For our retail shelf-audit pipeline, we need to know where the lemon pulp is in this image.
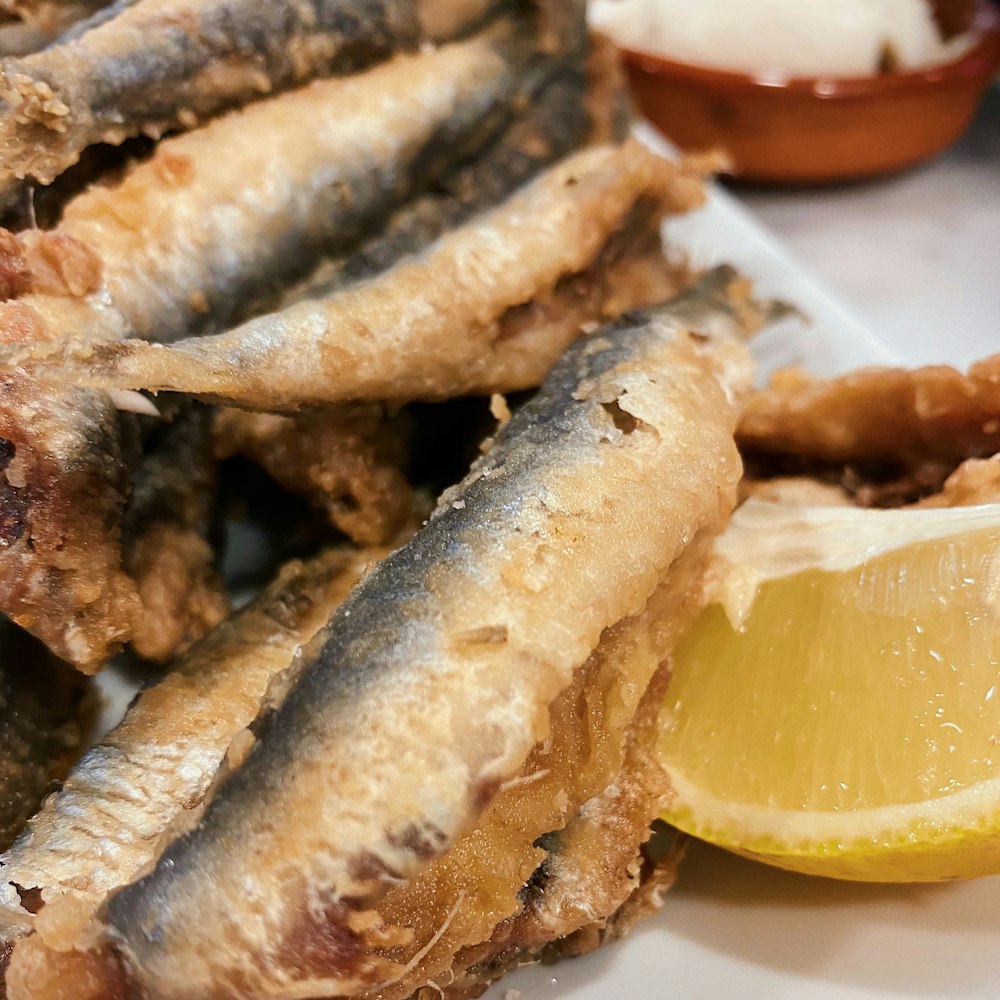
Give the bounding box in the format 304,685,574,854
658,501,1000,881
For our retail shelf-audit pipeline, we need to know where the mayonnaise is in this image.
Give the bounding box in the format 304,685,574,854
589,0,969,77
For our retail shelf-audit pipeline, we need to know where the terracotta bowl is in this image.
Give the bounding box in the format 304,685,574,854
621,0,1000,184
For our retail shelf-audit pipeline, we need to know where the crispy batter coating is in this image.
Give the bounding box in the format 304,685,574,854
0,374,138,671
739,357,1000,508
122,401,228,663
0,18,573,669
913,455,1000,508
739,357,1000,467
14,142,708,410
66,273,752,1000
0,0,425,200
0,24,562,350
362,537,709,1000
286,59,591,303
214,407,413,547
584,30,632,145
0,548,384,955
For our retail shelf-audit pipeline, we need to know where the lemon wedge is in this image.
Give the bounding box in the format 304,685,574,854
659,499,1000,882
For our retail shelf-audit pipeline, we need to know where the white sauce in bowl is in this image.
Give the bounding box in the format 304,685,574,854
588,0,971,77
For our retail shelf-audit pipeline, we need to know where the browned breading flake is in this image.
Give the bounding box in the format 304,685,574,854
214,406,413,547
738,357,1000,468
0,375,138,671
122,400,228,663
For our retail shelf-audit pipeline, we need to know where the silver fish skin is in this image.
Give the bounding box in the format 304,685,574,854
16,140,699,410
0,546,383,948
0,20,567,348
292,62,590,300
0,0,422,198
101,269,752,1000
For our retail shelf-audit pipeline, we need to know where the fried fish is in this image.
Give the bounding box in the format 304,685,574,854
0,546,385,962
0,19,569,349
739,356,1000,506
19,141,707,410
0,0,424,202
0,375,138,670
7,271,756,1000
0,11,583,667
214,407,413,548
122,399,228,663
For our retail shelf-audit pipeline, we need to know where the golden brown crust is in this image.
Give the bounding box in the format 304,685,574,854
738,357,1000,468
368,542,707,1000
214,407,413,547
910,455,1000,508
0,374,138,671
0,547,384,956
121,401,227,663
20,141,708,410
738,358,1000,509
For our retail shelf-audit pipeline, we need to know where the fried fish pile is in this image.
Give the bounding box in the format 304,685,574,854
0,2,762,997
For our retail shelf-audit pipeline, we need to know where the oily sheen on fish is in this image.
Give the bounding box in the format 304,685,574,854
24,141,707,410
0,0,422,201
0,21,566,349
288,60,591,301
0,547,384,961
79,271,754,1000
0,14,579,667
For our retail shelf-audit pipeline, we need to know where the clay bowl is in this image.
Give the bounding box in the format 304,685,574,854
620,0,1000,184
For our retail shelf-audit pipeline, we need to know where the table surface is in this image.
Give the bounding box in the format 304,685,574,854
736,84,999,370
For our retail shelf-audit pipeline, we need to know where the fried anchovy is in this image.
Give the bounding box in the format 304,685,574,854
0,0,424,202
0,375,139,671
0,22,564,349
0,547,384,962
21,141,705,410
0,21,570,667
87,270,752,1000
357,532,712,1000
122,399,228,663
0,619,88,854
285,60,590,302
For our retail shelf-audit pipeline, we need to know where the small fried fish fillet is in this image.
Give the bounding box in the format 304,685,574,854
739,357,1000,467
0,546,385,959
14,142,707,410
0,0,424,200
51,271,753,1000
0,23,562,348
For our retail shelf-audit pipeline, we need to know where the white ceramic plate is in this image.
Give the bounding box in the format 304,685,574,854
482,127,1000,1000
